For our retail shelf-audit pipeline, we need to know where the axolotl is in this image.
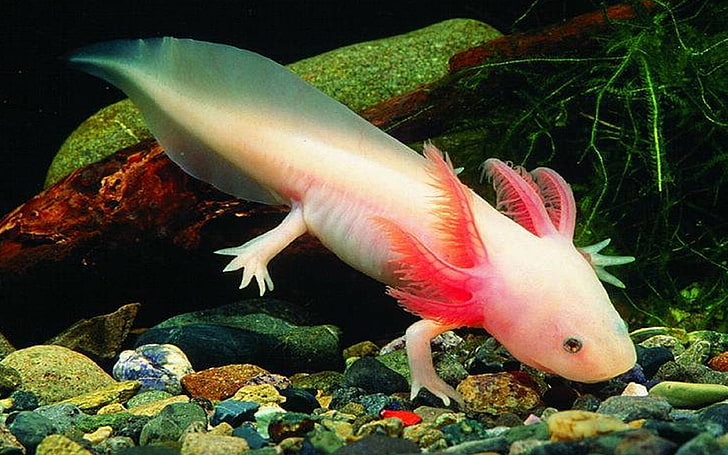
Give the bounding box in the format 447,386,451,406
69,38,637,406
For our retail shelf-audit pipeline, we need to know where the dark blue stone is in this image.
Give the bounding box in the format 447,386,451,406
232,422,268,449
210,400,259,427
279,387,319,414
343,357,408,395
637,346,674,379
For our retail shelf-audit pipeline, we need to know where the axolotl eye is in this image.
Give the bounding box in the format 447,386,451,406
562,337,583,354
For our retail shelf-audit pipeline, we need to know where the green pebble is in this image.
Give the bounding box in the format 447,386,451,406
649,381,728,408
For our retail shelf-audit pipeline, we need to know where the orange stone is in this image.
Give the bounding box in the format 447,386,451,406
708,352,728,372
181,364,269,400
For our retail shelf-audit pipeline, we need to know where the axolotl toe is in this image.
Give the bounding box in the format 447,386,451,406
69,38,637,407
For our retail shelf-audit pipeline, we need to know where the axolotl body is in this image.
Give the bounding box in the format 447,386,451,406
69,38,636,406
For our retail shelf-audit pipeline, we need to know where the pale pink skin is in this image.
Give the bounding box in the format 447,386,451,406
70,38,637,407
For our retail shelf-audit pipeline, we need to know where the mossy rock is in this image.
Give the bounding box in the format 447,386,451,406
47,19,501,187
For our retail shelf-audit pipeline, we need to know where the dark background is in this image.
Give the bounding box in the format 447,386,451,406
1,0,608,215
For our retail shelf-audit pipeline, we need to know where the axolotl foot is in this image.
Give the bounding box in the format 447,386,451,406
214,203,308,296
406,319,465,408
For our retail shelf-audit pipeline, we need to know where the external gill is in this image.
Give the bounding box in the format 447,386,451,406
579,238,635,289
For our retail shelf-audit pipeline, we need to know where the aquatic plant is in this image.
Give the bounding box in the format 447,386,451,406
456,0,728,330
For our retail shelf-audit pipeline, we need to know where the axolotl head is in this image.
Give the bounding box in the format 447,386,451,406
474,158,636,382
480,231,637,383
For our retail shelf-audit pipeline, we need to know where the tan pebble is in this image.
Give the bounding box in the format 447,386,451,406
180,432,249,455
317,394,332,409
356,417,403,438
622,382,648,396
129,395,189,416
59,380,141,413
209,422,234,436
402,423,447,451
98,403,126,414
456,373,541,414
36,434,94,455
547,410,629,441
232,383,285,405
278,436,305,452
83,425,113,444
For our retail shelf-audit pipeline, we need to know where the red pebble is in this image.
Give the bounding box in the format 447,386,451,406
380,409,422,426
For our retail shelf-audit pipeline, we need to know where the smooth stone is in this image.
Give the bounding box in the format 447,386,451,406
0,345,115,404
547,410,628,441
639,334,686,356
356,418,404,438
59,380,141,413
35,402,85,433
266,412,316,443
440,419,489,445
138,402,207,445
376,349,468,393
457,372,541,414
343,357,408,395
342,341,380,359
137,301,342,373
210,399,259,427
330,433,420,455
650,381,728,408
290,371,344,395
181,364,269,400
307,426,344,454
597,395,672,421
676,340,712,366
279,387,319,414
636,345,675,378
654,361,728,385
8,390,38,412
117,446,182,455
82,425,113,444
179,433,249,455
696,403,728,432
0,364,21,396
93,436,136,453
643,419,722,443
708,351,728,372
0,424,24,454
402,423,447,451
7,411,58,451
126,390,174,409
36,434,93,455
74,412,151,438
583,429,676,455
232,423,268,450
129,395,190,417
231,384,285,406
113,344,193,394
46,303,141,361
674,432,722,455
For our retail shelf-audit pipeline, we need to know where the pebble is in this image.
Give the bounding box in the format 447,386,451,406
210,399,259,426
138,402,207,445
0,345,116,404
7,410,58,451
231,384,286,406
343,357,409,395
708,351,728,372
180,363,269,400
232,422,269,450
456,372,541,414
179,432,249,455
113,344,194,394
597,395,673,421
547,410,629,441
650,381,728,408
59,380,141,413
637,345,676,378
36,434,93,455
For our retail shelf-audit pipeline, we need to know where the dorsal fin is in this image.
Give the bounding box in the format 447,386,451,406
423,143,486,267
483,158,557,237
531,167,576,239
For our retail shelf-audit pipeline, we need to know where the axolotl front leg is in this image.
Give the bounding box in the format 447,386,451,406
215,202,307,296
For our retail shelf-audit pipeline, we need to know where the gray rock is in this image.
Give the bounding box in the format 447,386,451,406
113,344,193,394
35,403,85,433
674,432,721,455
139,402,207,445
597,395,672,421
8,411,58,451
136,300,342,373
344,357,408,395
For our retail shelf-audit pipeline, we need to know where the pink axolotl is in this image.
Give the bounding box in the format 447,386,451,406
69,38,636,406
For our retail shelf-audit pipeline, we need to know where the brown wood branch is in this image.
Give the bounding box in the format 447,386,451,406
0,140,319,274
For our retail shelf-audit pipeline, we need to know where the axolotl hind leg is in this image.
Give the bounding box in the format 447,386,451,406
215,202,307,296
